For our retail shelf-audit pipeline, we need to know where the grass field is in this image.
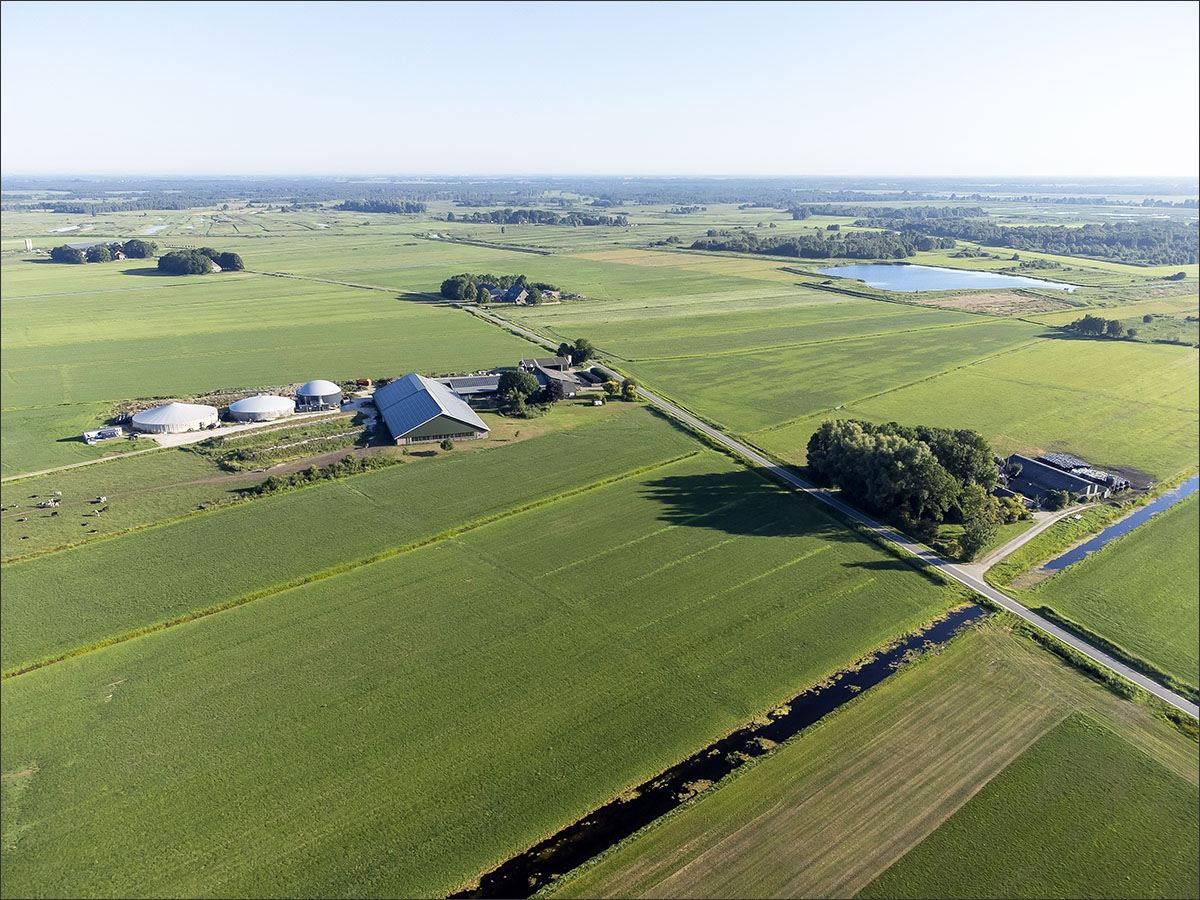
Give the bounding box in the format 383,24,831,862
753,336,1199,480
1022,494,1199,694
0,252,534,476
0,407,697,672
546,624,1199,900
0,443,967,898
858,714,1199,900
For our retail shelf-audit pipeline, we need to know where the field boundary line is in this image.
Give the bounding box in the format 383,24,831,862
1,450,701,680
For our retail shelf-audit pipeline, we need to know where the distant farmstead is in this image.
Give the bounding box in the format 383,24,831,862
374,373,489,445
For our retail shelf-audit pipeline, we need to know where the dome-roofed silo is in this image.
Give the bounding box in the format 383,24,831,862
295,379,342,410
131,402,219,434
228,395,295,422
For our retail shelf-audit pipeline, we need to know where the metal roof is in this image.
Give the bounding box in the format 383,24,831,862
1037,452,1089,471
229,395,295,414
297,379,341,397
1009,454,1097,493
375,373,488,439
433,375,502,395
132,402,218,426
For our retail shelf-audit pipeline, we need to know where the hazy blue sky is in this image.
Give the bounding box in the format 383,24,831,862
2,0,1196,176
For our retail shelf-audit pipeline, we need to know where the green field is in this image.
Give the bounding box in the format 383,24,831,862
0,253,535,476
0,438,967,898
546,624,1199,900
859,714,1199,900
0,408,697,672
1023,494,1200,695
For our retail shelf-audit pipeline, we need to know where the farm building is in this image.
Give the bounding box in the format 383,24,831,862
296,379,342,410
229,395,295,422
519,357,569,372
374,373,489,445
1036,452,1130,491
131,402,219,434
1007,453,1109,502
432,375,502,397
532,366,583,398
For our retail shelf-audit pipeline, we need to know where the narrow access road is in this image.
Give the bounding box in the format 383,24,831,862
472,307,1200,719
963,504,1089,576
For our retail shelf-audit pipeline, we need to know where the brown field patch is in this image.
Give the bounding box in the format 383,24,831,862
907,291,1074,316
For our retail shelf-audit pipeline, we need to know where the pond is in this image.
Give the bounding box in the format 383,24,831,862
817,263,1076,293
1041,474,1199,573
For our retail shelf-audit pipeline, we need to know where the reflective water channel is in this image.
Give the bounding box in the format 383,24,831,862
449,604,988,899
1041,474,1200,573
817,263,1076,292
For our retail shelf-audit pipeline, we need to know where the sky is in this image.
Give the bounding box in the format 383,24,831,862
1,0,1197,177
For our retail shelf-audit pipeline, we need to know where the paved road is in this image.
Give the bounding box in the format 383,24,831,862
963,504,1089,576
473,307,1200,719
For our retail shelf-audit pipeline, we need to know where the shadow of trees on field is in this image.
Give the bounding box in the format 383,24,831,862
639,469,858,542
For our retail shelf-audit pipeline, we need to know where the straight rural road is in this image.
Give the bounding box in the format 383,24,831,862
472,307,1200,719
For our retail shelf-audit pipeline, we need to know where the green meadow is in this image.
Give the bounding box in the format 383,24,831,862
1023,494,1200,695
0,446,965,899
1,408,696,672
859,714,1199,900
547,624,1199,900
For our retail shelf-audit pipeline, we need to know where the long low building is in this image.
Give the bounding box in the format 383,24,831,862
432,375,501,396
374,373,489,445
1008,453,1109,501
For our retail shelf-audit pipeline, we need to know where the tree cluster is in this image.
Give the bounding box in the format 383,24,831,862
789,204,984,220
336,198,426,214
49,239,158,264
1065,314,1136,340
556,338,594,366
806,419,1023,556
439,272,558,302
690,228,955,260
250,455,399,496
855,218,1199,266
157,247,244,275
446,208,629,227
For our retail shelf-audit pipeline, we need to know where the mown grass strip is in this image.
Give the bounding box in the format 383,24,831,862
1,450,700,680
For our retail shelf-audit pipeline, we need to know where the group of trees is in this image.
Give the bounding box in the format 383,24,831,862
336,198,426,214
690,228,955,260
157,247,244,275
446,208,629,227
49,239,157,264
806,419,1028,558
852,218,1198,266
789,204,985,221
556,338,594,366
1064,314,1137,340
439,272,559,304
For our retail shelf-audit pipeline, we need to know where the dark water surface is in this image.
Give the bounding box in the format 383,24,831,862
818,263,1076,293
1041,474,1200,573
449,604,988,899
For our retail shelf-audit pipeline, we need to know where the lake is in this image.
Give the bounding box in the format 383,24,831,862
818,263,1076,293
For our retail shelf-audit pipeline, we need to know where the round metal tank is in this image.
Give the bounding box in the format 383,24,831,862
296,379,342,409
131,402,219,434
228,395,295,422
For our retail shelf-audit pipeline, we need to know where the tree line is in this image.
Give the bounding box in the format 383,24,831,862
335,198,427,214
446,209,629,227
807,419,1028,559
158,247,245,275
439,272,559,303
789,204,985,220
852,218,1198,266
49,239,157,264
690,228,955,259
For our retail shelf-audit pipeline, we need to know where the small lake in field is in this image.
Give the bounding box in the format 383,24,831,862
1040,474,1199,573
817,263,1076,293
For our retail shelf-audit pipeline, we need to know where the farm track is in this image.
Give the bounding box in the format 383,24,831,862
471,306,1200,719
